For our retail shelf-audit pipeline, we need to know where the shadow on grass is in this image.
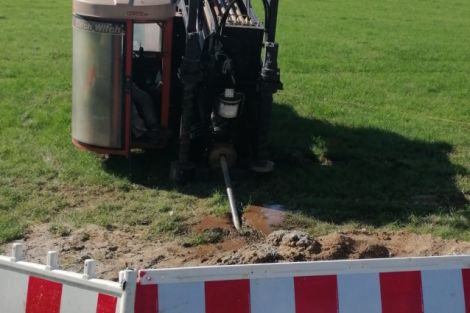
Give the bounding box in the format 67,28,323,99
103,102,468,227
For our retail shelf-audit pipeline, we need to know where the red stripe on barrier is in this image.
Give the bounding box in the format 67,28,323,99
294,275,338,313
96,294,118,313
380,271,423,313
135,282,158,313
205,280,250,313
462,269,470,313
25,276,62,313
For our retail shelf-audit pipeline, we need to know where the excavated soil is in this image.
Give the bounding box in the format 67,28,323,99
3,219,470,281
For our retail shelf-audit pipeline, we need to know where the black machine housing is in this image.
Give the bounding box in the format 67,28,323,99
169,0,282,181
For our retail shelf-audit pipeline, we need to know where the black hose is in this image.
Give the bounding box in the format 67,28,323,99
187,0,198,33
262,0,269,30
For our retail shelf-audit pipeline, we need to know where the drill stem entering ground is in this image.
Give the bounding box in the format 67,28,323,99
220,155,241,230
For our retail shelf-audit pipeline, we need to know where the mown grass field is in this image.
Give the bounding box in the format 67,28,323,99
0,0,469,245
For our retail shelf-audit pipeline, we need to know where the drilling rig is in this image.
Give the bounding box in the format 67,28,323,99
72,0,282,229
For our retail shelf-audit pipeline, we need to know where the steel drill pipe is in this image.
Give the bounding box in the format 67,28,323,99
220,155,241,230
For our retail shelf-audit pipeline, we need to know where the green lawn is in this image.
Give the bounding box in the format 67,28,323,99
0,0,469,244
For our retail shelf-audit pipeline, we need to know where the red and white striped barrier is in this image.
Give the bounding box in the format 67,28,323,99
135,256,470,313
0,243,136,313
2,243,470,313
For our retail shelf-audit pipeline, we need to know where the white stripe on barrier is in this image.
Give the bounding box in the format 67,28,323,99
250,277,295,313
0,268,29,313
422,269,466,313
159,282,205,313
60,284,98,313
337,273,382,313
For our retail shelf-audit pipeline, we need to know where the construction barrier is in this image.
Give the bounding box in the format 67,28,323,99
1,243,470,313
0,243,136,313
136,255,470,313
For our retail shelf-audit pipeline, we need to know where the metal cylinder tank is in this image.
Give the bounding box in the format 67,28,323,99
72,0,175,150
72,17,125,148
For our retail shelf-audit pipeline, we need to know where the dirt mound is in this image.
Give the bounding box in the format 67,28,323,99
210,244,280,264
209,231,391,264
4,225,470,281
210,230,321,264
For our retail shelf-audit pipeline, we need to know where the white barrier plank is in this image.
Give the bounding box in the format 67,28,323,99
60,285,98,313
422,269,466,313
250,277,295,313
139,256,470,284
158,282,205,313
337,273,382,313
0,268,29,313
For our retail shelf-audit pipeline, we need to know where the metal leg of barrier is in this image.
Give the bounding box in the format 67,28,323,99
46,251,59,271
119,269,138,313
11,243,24,262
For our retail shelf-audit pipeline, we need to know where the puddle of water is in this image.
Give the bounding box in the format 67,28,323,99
243,205,286,235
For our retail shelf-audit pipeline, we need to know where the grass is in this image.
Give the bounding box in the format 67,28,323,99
0,0,469,245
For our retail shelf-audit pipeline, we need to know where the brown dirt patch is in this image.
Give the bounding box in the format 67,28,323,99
192,215,233,233
3,225,470,281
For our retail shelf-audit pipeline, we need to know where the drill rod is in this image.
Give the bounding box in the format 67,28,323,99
220,155,241,231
